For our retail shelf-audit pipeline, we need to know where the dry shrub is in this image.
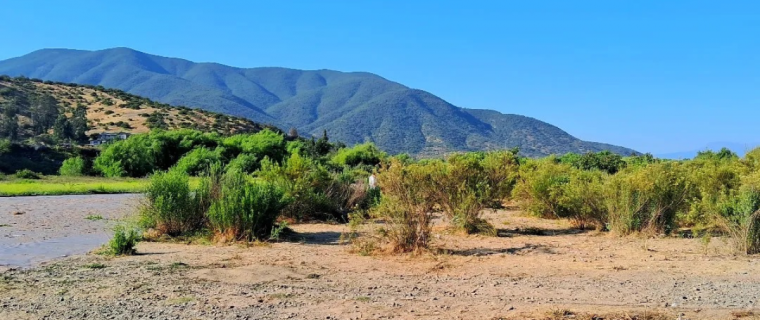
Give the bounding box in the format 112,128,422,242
717,209,760,254
513,159,607,230
430,151,518,234
372,159,436,252
713,178,760,254
605,162,693,235
747,210,760,254
535,309,672,320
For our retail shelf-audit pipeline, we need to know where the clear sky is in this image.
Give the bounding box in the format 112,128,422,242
1,1,758,154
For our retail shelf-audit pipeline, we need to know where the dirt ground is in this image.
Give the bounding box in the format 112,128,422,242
2,203,760,319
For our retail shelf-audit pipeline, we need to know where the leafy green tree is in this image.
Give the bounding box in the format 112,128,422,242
331,143,387,167
94,135,158,177
316,130,332,155
696,148,738,161
561,151,626,174
53,114,74,142
0,102,19,141
29,94,59,135
71,104,89,143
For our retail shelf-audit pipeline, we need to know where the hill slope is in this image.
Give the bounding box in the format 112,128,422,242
0,48,637,156
0,76,271,142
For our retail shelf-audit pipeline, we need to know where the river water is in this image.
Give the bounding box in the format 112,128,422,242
0,194,140,268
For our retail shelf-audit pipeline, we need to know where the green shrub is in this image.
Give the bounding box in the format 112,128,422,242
109,226,139,255
372,159,437,252
173,147,221,176
225,153,259,174
605,162,693,235
713,179,760,254
429,156,486,234
561,151,627,174
222,129,287,163
747,211,760,254
94,135,157,177
207,173,290,242
59,156,87,176
15,169,41,179
0,139,10,155
331,143,387,167
682,158,743,230
257,153,338,221
140,170,205,236
513,159,573,219
513,160,607,229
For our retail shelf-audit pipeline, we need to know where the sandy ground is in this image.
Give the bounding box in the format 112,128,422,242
2,197,760,319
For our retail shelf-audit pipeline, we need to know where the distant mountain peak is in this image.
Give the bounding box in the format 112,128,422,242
0,47,637,156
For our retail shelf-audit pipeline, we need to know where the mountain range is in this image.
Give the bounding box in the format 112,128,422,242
0,47,637,157
656,142,760,160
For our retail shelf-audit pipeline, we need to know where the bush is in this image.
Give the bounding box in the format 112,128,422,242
513,160,607,229
257,153,338,221
225,153,259,174
372,160,437,252
319,169,373,221
331,143,387,167
15,169,41,179
222,129,287,163
207,173,290,241
562,151,627,174
59,156,87,176
713,179,760,253
140,170,205,236
747,211,760,254
173,147,221,176
513,159,573,219
682,158,743,230
0,139,10,154
109,226,139,255
94,135,157,177
605,163,693,235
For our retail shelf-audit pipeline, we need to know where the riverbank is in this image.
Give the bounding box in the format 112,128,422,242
1,205,758,319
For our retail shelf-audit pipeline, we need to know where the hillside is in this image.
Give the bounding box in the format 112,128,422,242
0,76,271,142
0,48,637,156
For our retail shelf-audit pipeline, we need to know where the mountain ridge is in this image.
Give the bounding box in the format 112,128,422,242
0,47,638,157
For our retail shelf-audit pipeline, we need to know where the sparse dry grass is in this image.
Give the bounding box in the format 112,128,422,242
536,309,673,320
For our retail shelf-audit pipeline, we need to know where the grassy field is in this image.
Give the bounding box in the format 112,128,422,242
0,176,150,196
0,176,203,197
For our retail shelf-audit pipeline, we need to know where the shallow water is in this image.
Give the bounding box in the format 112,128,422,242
0,194,140,268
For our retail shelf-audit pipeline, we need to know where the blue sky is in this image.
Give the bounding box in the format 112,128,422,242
1,0,758,154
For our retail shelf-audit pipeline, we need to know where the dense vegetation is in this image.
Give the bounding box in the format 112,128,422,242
76,127,760,256
0,47,636,157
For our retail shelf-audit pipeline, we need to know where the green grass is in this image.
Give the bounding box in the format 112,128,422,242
84,263,107,269
0,176,201,197
85,215,104,221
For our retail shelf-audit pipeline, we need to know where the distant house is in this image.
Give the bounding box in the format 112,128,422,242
89,132,131,146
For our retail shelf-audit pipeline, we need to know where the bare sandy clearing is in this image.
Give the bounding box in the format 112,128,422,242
1,206,759,319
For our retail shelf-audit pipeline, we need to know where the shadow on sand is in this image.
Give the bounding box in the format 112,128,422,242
496,227,589,237
284,231,344,246
436,243,555,257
